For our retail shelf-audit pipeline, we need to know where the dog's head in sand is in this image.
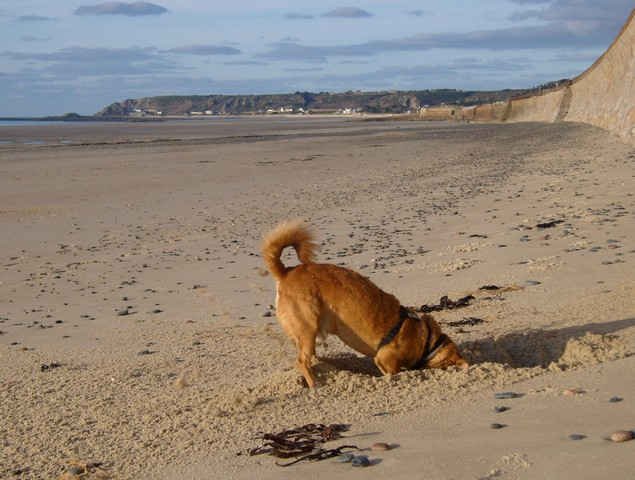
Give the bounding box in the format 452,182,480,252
413,312,469,370
262,220,468,387
425,336,469,370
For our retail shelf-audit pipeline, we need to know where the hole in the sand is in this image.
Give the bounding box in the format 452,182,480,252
274,317,635,391
461,317,635,369
315,352,381,377
316,353,382,377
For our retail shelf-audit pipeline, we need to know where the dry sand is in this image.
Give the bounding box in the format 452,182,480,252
1,118,634,479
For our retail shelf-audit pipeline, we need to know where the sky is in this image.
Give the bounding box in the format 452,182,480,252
0,0,632,116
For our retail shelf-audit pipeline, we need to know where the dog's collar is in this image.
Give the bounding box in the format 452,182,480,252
377,306,416,350
378,307,449,368
413,333,449,369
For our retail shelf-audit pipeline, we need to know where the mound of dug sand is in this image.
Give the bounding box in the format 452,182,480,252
555,333,631,368
462,331,630,370
208,332,631,428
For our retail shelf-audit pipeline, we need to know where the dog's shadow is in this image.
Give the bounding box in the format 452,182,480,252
316,317,635,375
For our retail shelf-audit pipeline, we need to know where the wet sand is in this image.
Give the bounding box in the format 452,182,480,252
1,118,634,479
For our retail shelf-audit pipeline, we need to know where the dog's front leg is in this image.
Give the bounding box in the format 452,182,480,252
374,347,402,375
295,336,317,388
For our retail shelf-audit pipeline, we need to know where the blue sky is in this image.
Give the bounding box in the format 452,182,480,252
0,0,632,116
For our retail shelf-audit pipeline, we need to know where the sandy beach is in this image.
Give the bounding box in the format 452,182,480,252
1,117,634,479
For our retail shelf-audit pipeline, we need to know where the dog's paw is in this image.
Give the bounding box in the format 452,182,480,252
297,376,310,388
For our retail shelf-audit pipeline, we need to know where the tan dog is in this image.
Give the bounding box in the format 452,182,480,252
262,220,468,387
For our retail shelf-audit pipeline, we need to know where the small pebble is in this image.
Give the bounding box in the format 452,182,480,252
609,430,634,443
371,442,390,451
494,406,510,413
609,396,623,403
174,376,188,389
490,423,506,429
563,388,585,396
568,434,586,441
40,362,61,372
495,392,522,399
334,453,354,463
351,455,370,467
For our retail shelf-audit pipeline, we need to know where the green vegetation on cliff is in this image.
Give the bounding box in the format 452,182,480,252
97,88,532,117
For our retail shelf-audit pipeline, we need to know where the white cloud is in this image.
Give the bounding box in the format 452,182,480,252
322,7,373,18
74,2,168,16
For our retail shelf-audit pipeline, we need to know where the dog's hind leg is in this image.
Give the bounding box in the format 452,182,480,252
295,333,317,388
277,300,320,387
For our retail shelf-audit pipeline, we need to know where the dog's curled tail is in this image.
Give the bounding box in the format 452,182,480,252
262,220,317,280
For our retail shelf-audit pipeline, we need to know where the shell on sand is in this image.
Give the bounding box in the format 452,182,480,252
371,442,391,451
563,388,585,396
609,430,634,443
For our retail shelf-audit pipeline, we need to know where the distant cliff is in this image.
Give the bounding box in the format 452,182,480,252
96,89,527,117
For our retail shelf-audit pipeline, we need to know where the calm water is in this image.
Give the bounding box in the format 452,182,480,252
0,121,72,145
0,116,428,148
0,116,372,146
0,120,74,127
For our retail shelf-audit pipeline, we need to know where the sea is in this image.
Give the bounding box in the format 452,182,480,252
0,120,73,126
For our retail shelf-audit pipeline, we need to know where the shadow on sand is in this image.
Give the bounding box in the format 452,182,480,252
461,317,635,368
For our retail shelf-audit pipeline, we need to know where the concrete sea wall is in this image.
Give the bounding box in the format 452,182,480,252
505,88,568,123
563,9,635,140
418,9,634,142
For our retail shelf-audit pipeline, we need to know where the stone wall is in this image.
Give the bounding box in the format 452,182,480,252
418,10,633,142
473,102,507,122
419,106,457,121
563,9,635,140
505,88,568,123
501,9,634,141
